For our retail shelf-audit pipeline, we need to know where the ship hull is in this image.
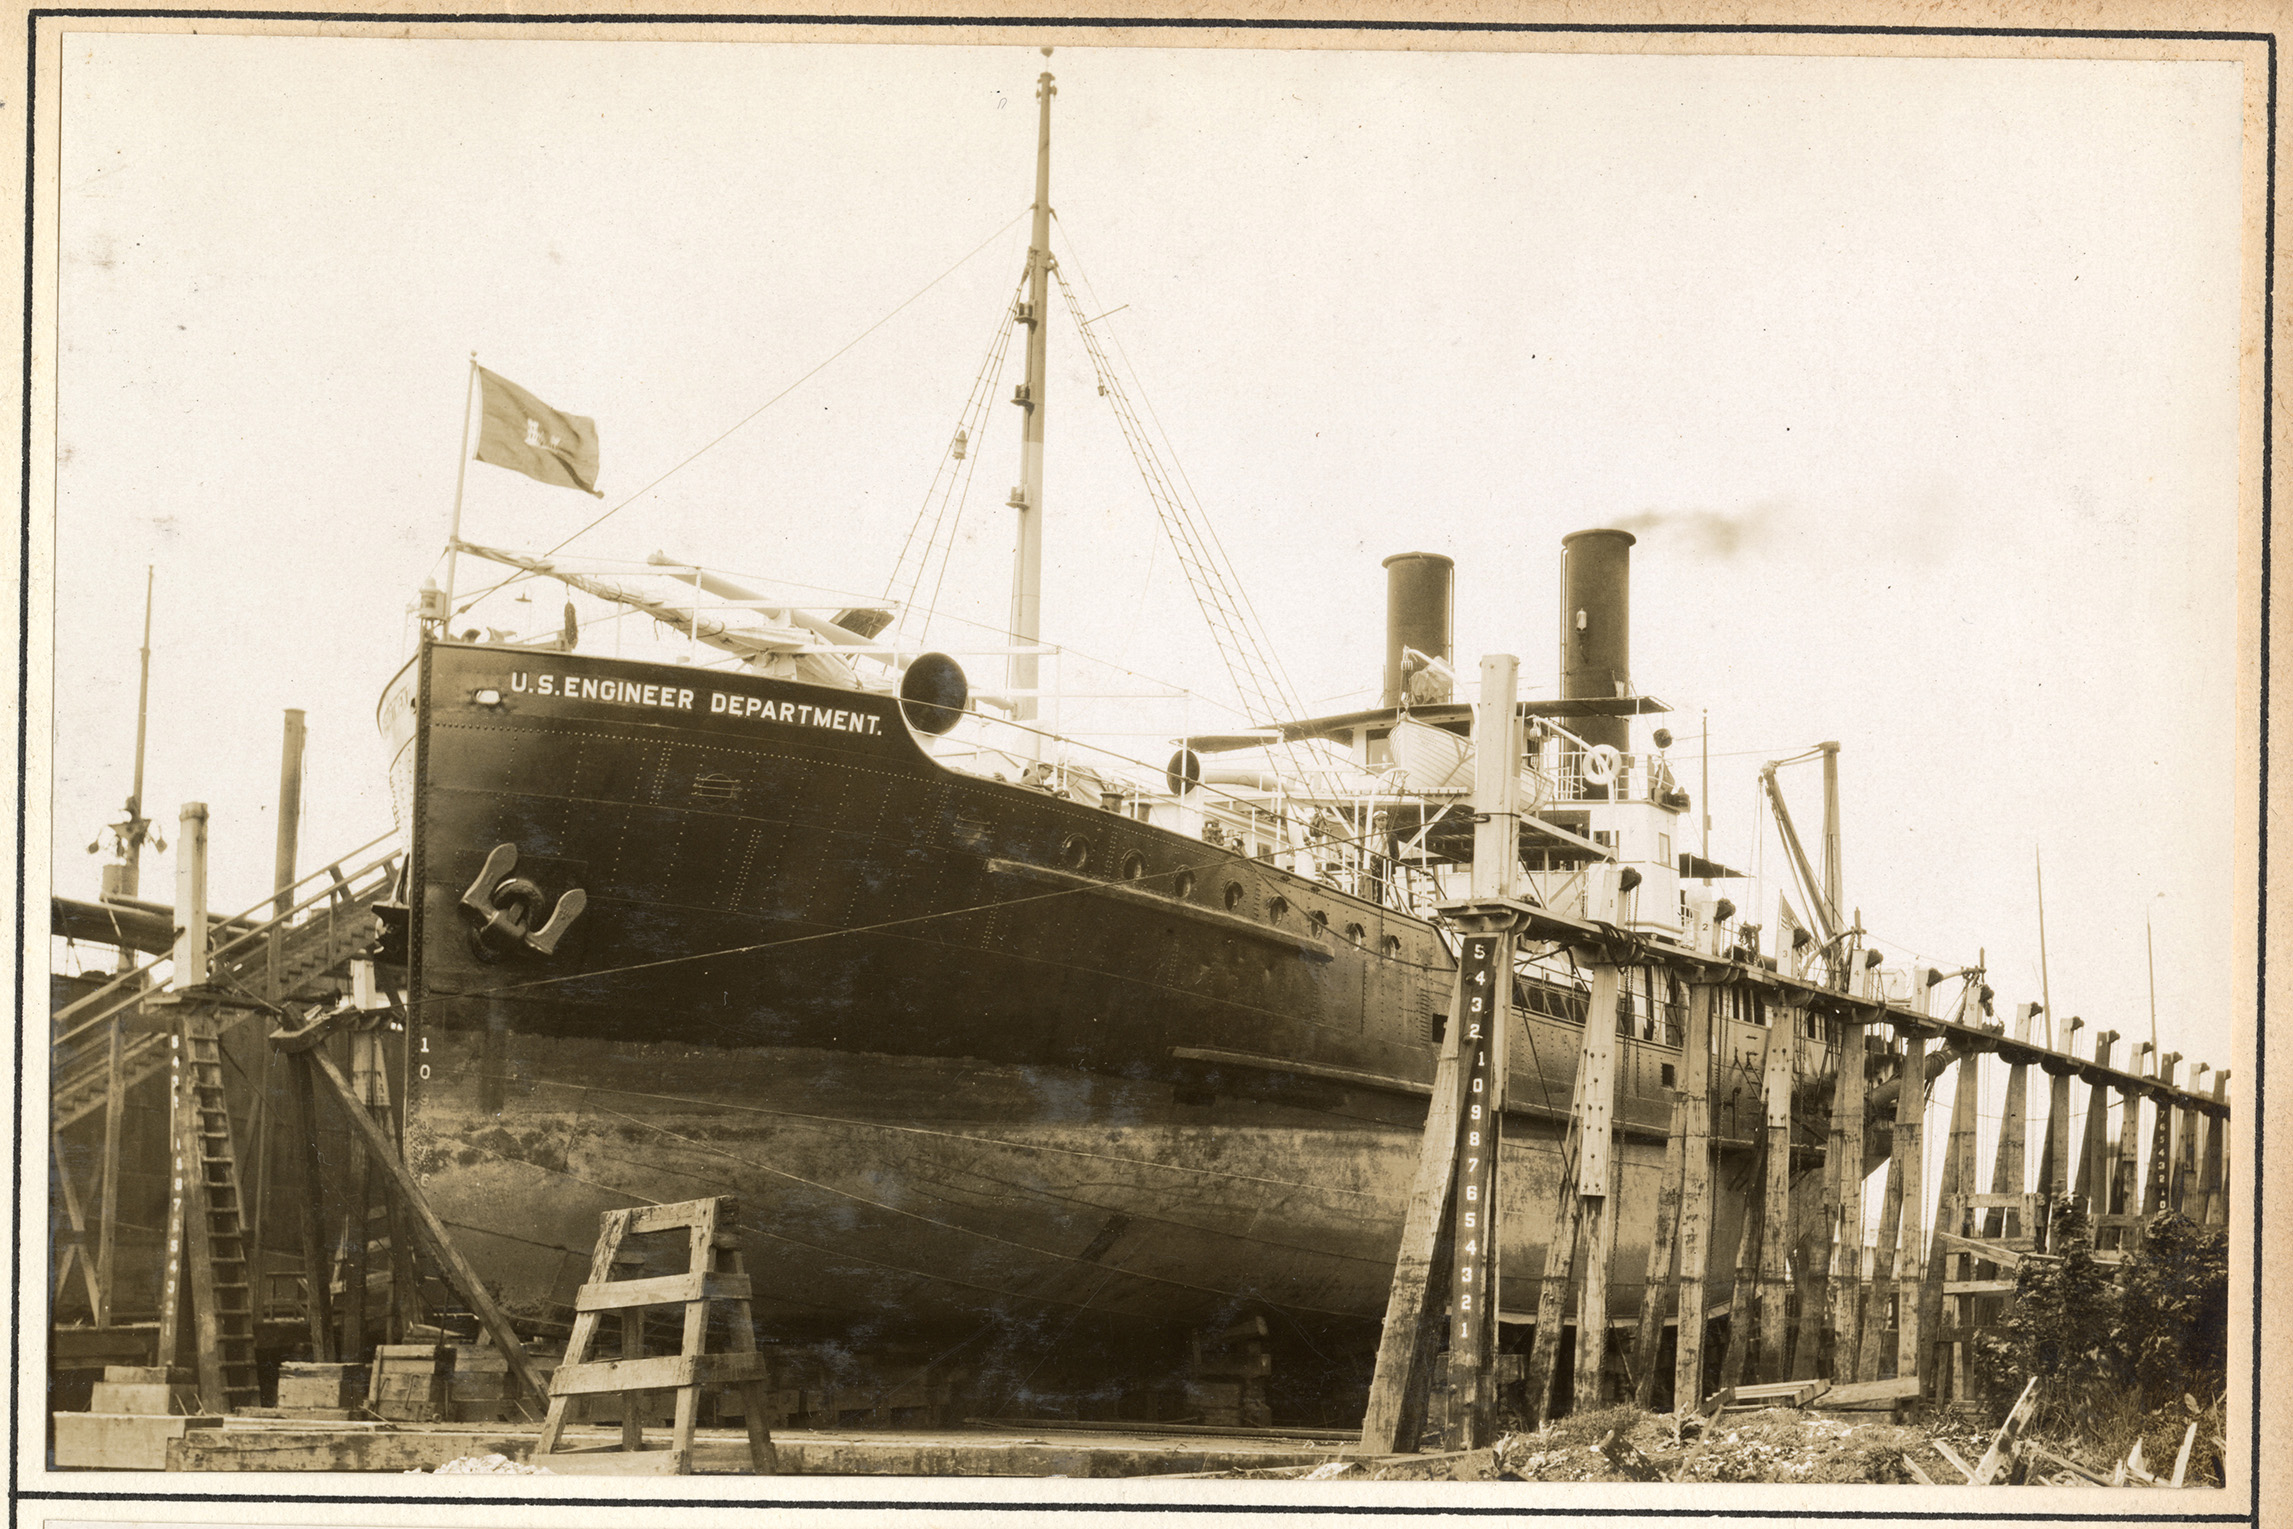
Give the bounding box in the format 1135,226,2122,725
391,641,1795,1403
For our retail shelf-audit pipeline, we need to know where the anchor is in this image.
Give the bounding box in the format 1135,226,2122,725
460,843,587,958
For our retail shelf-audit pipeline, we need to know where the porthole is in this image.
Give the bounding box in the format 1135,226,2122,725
1266,896,1289,923
1119,850,1146,882
1345,922,1366,945
1382,934,1402,958
1307,909,1329,933
1174,870,1197,900
1224,882,1245,912
1061,835,1090,871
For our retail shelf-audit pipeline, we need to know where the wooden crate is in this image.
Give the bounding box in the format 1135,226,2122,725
367,1344,450,1423
277,1363,371,1411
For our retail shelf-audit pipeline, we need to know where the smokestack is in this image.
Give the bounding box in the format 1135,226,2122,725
1559,529,1634,752
1381,553,1454,709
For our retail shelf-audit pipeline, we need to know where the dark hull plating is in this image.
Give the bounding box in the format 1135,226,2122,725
392,641,1809,1380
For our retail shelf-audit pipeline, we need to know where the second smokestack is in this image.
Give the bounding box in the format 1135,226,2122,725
1559,529,1634,752
1382,552,1454,708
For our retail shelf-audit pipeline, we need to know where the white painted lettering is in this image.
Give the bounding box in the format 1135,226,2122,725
710,692,727,714
643,684,659,706
539,674,555,696
511,672,530,693
678,688,694,710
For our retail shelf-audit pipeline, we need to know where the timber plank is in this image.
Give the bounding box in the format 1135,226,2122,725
574,1270,751,1311
550,1351,770,1396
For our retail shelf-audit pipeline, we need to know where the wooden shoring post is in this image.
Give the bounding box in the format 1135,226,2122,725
288,1031,336,1362
95,1015,125,1327
2076,1032,2118,1214
1635,905,1722,1408
1818,988,1872,1380
2171,1070,2204,1217
1787,1013,1829,1383
1793,993,1861,1382
1924,1041,1981,1401
1363,653,1524,1454
1670,976,1719,1410
1715,1133,1763,1396
1359,982,1469,1453
2194,1072,2229,1227
2114,1046,2150,1219
1754,1004,1797,1383
1984,1018,2031,1253
246,1042,273,1322
1571,952,1623,1417
1853,1032,1913,1382
2037,1057,2075,1214
2143,1054,2179,1217
1630,994,1692,1405
1977,1010,2030,1369
1523,956,1621,1425
345,1117,371,1361
156,1024,190,1372
1444,920,1517,1448
1891,1027,1930,1387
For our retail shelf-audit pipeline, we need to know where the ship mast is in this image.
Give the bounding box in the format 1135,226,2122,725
1007,54,1055,726
122,564,154,900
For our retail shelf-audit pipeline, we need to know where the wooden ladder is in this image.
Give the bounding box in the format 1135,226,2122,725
532,1197,778,1475
177,1013,261,1412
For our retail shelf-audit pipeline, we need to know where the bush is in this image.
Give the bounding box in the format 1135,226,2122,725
1970,1200,2228,1461
2115,1212,2229,1412
1969,1199,2125,1431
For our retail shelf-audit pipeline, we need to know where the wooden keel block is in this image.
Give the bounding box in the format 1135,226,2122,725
85,1382,200,1415
52,1412,223,1470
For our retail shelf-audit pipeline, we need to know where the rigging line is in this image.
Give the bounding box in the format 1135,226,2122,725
1050,266,1290,730
916,291,1023,646
1052,215,1306,721
885,272,1026,622
540,209,1030,562
905,312,1012,617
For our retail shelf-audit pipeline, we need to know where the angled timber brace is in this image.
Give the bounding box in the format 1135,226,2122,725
271,1006,549,1417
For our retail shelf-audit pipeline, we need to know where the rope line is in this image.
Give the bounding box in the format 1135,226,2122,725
532,210,1030,566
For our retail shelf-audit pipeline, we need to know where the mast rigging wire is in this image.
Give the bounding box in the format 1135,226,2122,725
883,274,1028,646
450,210,1032,612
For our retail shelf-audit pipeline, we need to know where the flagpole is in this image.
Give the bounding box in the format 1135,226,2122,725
440,352,479,632
2035,843,2055,1050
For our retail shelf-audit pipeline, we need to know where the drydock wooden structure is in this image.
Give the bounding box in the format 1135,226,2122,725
44,683,2235,1476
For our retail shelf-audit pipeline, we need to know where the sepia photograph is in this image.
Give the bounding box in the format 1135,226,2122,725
17,8,2272,1517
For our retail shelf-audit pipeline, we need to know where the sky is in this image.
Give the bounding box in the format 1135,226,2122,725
43,34,2250,1093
